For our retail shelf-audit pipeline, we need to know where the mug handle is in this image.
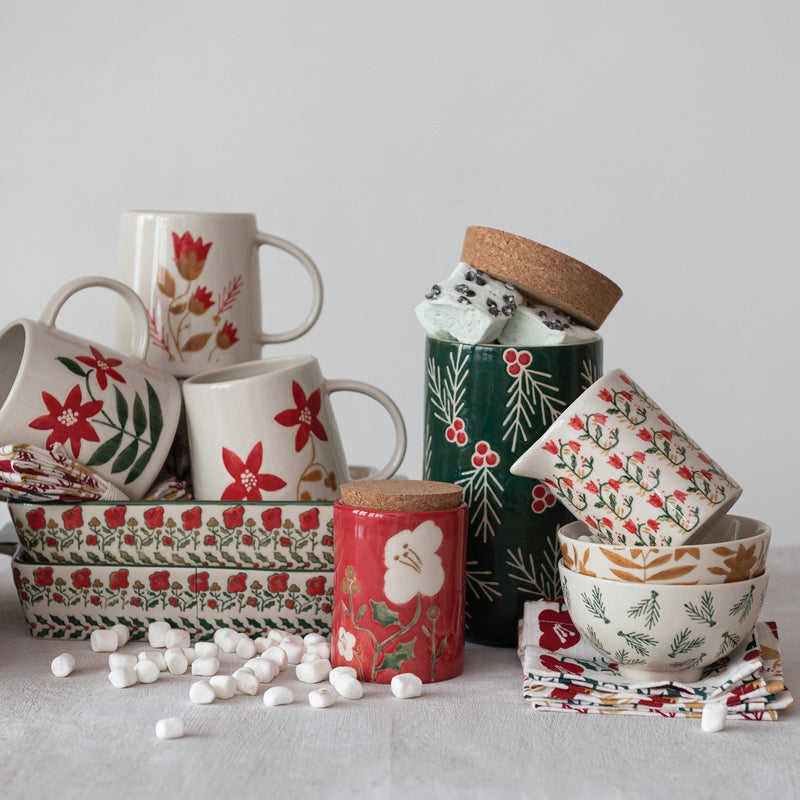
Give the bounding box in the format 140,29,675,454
326,379,407,482
39,276,151,361
255,232,324,344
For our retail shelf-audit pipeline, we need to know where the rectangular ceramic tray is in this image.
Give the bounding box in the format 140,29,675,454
8,499,334,568
11,545,333,641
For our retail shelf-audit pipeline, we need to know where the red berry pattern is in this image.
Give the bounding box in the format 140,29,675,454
531,483,557,514
445,417,468,446
471,440,499,469
503,348,532,376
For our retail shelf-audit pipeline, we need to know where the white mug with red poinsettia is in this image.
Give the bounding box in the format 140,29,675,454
0,277,182,499
181,355,407,501
116,211,323,378
510,368,742,546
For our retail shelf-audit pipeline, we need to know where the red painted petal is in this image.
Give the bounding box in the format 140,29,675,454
80,400,104,419
310,417,328,442
76,356,96,369
221,482,246,501
245,441,264,472
73,420,100,443
94,371,108,391
291,380,307,409
222,447,246,480
65,385,84,409
307,388,322,416
258,473,287,492
295,424,310,452
29,414,57,431
89,345,104,361
246,486,262,502
274,409,302,427
41,391,64,415
106,368,126,384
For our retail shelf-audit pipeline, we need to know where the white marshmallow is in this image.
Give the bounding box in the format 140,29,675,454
191,657,220,677
219,630,244,654
280,641,306,665
236,637,257,660
263,686,294,707
111,624,130,647
391,673,423,699
165,628,191,649
165,649,189,675
209,675,237,700
702,701,728,733
262,646,289,670
329,666,358,682
138,650,168,671
108,653,137,670
194,641,219,659
300,652,322,663
108,666,138,689
306,641,331,659
134,658,160,684
91,629,119,653
303,632,328,646
155,717,185,740
415,263,523,345
232,668,259,696
51,653,75,677
244,658,279,683
147,621,171,648
280,633,304,646
308,687,338,708
266,629,284,645
183,647,197,664
331,673,364,700
213,628,233,644
498,302,596,347
296,658,331,684
189,680,216,705
254,636,272,654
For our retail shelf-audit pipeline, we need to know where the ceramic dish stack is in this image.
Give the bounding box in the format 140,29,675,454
2,212,408,642
510,367,793,719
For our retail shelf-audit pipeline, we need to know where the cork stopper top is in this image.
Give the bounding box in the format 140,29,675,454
340,480,463,512
460,225,622,329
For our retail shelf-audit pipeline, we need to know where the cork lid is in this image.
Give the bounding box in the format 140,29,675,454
460,225,622,329
340,480,463,512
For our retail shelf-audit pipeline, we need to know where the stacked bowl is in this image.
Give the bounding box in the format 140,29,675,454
511,368,770,683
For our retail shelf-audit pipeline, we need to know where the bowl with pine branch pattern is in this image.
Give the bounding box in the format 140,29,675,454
558,562,768,683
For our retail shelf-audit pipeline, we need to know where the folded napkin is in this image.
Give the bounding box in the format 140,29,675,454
0,443,128,503
519,600,793,720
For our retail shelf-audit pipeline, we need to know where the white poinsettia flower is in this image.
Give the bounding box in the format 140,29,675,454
383,520,445,605
337,626,356,661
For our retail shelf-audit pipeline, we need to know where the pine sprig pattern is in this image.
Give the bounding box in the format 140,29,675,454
626,590,661,630
506,534,560,600
581,586,610,624
501,349,566,452
668,628,706,659
617,629,658,658
729,585,755,624
426,345,470,443
684,591,717,627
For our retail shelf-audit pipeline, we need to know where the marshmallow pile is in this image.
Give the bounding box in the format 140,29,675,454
50,622,427,739
415,262,596,346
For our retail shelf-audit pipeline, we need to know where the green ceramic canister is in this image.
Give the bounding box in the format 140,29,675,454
423,335,603,646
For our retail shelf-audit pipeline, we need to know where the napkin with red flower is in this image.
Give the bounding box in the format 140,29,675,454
519,600,793,719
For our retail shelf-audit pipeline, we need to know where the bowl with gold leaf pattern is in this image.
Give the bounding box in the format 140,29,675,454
558,515,769,585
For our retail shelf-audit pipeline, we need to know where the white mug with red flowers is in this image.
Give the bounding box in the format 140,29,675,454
0,277,182,499
116,211,323,378
181,355,407,501
510,368,742,546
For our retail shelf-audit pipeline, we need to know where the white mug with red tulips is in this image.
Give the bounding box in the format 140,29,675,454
116,211,323,378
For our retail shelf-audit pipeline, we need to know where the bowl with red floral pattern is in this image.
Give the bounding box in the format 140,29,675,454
558,514,769,585
510,368,742,546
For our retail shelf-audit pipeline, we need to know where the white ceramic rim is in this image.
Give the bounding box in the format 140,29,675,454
558,514,771,551
182,354,316,388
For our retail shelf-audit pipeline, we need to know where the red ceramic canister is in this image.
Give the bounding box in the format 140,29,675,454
331,480,467,683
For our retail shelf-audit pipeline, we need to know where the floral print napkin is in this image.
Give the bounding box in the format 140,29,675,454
519,600,793,719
